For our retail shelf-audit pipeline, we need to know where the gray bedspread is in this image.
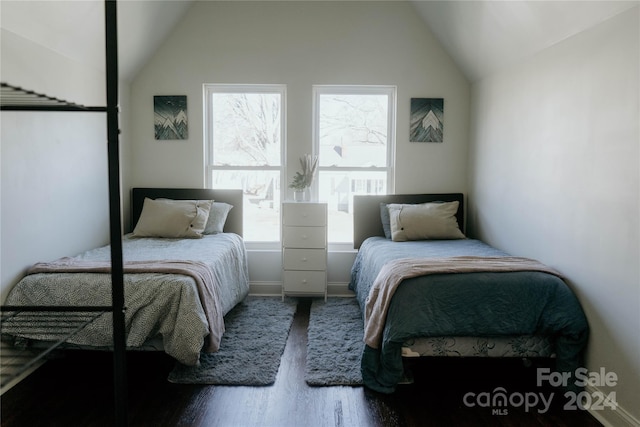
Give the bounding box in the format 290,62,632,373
4,233,249,366
349,237,589,394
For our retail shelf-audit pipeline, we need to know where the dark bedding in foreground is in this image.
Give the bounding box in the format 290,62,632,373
349,237,589,394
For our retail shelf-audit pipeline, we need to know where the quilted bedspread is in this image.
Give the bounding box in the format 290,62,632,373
4,233,249,366
349,237,589,394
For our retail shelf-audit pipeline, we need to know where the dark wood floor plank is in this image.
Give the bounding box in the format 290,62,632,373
1,298,603,427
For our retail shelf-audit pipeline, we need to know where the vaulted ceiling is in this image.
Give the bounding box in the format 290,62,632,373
1,0,193,81
1,0,637,83
411,0,637,81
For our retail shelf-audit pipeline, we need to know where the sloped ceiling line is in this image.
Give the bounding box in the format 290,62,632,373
2,0,637,83
0,0,193,82
410,0,638,82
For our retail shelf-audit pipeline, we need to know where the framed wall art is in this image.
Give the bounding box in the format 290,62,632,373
410,98,443,143
154,95,188,140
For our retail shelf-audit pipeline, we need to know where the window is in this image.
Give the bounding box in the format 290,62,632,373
204,84,285,243
313,85,396,244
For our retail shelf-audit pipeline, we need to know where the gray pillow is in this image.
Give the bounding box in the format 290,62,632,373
380,203,392,239
204,202,233,234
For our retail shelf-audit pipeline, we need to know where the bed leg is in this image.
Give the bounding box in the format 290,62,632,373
398,359,415,385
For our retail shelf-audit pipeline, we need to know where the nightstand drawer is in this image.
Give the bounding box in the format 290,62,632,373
283,270,326,294
281,202,328,300
283,248,326,270
282,203,327,227
282,226,326,248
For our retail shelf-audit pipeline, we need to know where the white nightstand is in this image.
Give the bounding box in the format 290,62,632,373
281,202,327,300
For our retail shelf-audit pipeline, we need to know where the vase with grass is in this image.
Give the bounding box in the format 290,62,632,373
289,154,317,202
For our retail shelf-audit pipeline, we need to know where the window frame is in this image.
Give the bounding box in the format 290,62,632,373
203,83,287,248
312,85,397,248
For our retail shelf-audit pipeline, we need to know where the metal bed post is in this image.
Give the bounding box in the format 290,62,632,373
0,2,127,422
105,1,128,425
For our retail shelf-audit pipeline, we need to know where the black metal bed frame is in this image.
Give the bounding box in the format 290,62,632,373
0,1,127,425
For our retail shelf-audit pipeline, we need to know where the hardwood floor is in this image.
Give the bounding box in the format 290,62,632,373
2,298,602,427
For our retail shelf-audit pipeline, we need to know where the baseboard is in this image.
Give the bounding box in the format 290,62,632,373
248,281,282,297
249,281,354,298
327,282,355,297
584,384,640,427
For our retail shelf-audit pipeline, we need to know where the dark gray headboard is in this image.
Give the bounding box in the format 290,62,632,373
352,193,464,249
131,188,243,236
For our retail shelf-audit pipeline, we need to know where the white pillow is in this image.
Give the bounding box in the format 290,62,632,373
387,201,465,241
133,198,213,238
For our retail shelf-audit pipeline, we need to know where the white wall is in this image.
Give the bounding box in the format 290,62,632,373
0,28,132,301
468,8,639,425
129,0,470,288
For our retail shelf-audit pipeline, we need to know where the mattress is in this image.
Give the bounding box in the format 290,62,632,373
3,233,249,366
350,237,588,393
402,335,554,358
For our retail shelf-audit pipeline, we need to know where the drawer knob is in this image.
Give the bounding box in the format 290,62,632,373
302,257,307,262
302,279,307,284
302,235,308,239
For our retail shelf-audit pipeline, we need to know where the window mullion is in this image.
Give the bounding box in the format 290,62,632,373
211,165,281,171
313,84,396,244
204,84,285,243
318,166,389,172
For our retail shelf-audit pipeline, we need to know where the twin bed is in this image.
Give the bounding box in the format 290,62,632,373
4,189,589,396
350,193,589,393
2,188,249,367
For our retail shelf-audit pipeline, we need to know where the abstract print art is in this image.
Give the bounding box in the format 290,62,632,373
154,95,188,140
410,98,443,143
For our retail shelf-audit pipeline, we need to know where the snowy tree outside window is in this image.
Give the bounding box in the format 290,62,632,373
313,86,396,244
204,85,285,242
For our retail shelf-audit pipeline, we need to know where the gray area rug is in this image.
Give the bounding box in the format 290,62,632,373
305,297,364,386
168,296,297,385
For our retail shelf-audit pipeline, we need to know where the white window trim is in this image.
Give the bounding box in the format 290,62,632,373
312,85,396,195
203,84,287,249
203,84,287,187
312,85,397,247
